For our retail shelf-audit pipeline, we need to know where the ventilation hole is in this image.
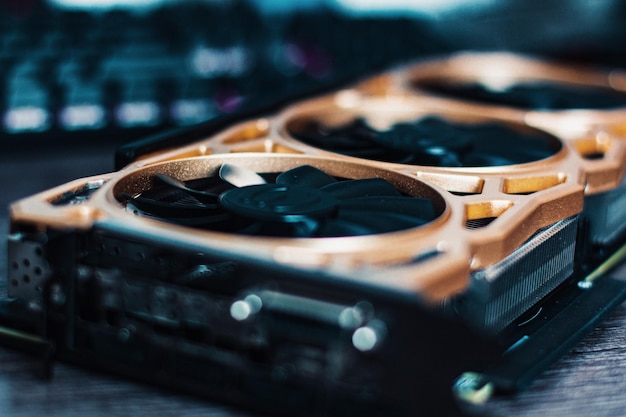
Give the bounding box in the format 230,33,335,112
508,191,535,196
111,246,121,256
221,119,270,144
465,217,498,230
11,262,19,270
465,201,512,229
572,135,610,161
23,259,31,267
418,172,484,195
582,152,605,160
23,275,31,284
136,252,145,261
35,247,43,257
34,267,43,276
502,174,566,195
10,279,19,287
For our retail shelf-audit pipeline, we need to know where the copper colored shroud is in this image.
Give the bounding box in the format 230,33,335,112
12,53,626,306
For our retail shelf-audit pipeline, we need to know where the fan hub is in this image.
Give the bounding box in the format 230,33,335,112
220,183,338,222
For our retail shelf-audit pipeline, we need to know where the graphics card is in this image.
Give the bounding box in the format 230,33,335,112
4,53,626,416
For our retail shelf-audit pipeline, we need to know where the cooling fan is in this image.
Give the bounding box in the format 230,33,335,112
276,93,567,175
125,164,436,237
404,52,626,114
285,114,559,168
413,67,626,112
394,52,626,246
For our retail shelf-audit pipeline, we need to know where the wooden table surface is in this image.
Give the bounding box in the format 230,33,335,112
2,145,626,417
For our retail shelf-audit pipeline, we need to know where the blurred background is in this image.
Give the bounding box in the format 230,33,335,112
0,0,625,152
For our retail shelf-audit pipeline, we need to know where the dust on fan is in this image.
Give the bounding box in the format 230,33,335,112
289,116,561,167
125,164,436,237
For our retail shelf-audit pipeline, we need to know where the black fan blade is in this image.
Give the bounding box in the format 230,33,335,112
219,164,267,188
234,217,320,238
155,174,218,204
460,153,516,167
410,150,465,167
305,133,371,151
293,119,378,151
276,165,337,188
293,119,427,163
321,178,401,199
338,147,416,163
458,125,558,166
375,118,471,154
338,196,435,223
337,210,428,233
315,218,375,237
127,196,232,226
